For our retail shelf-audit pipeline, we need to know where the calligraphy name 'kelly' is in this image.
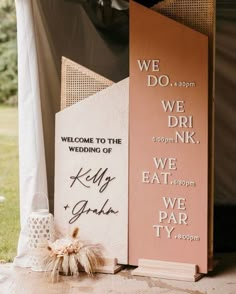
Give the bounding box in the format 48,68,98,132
70,167,115,193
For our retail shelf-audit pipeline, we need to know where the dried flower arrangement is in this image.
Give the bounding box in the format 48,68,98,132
44,227,103,282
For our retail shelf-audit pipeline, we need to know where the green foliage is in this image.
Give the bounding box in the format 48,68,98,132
0,106,19,262
0,0,17,105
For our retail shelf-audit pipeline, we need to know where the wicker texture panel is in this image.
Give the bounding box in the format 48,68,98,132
61,57,114,110
154,0,214,38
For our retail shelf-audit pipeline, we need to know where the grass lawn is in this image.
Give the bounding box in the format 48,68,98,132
0,105,19,262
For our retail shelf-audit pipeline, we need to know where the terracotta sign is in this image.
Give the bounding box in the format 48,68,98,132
129,2,209,273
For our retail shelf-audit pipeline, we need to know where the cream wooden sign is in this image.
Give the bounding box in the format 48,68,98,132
54,78,129,266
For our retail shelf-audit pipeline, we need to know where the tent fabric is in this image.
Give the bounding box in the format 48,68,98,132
14,0,236,267
215,7,236,205
14,0,48,267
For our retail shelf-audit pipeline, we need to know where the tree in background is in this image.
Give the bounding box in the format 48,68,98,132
0,0,17,105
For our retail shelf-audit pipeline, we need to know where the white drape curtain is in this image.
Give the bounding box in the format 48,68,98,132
14,0,48,267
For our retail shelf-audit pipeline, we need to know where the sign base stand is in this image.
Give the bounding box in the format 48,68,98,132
132,259,204,282
95,258,123,274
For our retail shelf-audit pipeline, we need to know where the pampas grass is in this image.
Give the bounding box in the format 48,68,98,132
44,227,103,282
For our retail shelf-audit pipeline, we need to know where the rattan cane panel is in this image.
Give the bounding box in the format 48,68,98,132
61,57,114,110
154,0,214,38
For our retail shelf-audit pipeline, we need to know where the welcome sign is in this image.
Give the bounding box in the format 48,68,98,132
54,77,129,267
129,1,209,276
